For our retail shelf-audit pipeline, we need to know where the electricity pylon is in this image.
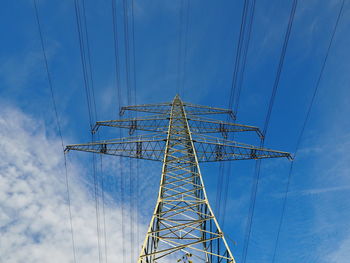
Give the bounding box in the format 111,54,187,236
65,95,291,263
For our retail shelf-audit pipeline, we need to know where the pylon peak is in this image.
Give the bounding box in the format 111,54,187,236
174,94,181,101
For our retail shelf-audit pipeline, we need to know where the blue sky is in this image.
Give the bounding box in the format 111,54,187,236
1,0,350,262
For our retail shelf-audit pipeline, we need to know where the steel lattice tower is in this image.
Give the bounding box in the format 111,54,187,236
66,95,291,263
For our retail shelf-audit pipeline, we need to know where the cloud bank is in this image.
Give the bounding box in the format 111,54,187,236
0,105,144,263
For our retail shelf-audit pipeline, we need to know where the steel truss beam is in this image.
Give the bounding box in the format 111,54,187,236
65,134,291,162
65,95,291,262
120,101,235,119
92,115,264,138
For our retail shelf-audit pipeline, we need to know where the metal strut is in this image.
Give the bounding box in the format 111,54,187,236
65,95,291,262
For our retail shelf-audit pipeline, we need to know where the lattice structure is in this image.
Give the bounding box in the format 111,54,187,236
65,95,291,262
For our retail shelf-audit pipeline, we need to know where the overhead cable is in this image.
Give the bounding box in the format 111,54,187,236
176,0,185,95
74,0,97,128
228,0,249,110
219,0,256,228
111,0,122,114
100,156,108,263
73,1,103,261
218,0,249,222
241,1,298,262
123,0,132,105
123,0,133,261
130,0,140,258
181,0,191,99
271,1,345,262
32,1,77,262
111,0,127,261
233,0,256,115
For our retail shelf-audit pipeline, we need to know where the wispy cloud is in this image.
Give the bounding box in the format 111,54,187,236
273,185,350,198
327,236,350,263
0,104,146,262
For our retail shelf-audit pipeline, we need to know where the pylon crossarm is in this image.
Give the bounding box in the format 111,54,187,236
188,115,263,138
193,134,292,162
93,115,263,138
183,102,236,119
120,102,172,115
65,133,167,161
92,114,169,134
120,98,235,118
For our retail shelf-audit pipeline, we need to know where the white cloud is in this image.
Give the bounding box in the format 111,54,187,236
328,236,350,263
0,105,146,262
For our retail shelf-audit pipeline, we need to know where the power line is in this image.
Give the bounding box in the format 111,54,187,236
215,162,225,216
130,0,140,258
111,0,127,262
92,145,103,263
175,0,190,98
122,0,134,261
118,153,126,263
262,0,297,136
111,0,122,114
100,155,108,263
131,0,137,106
130,0,139,258
271,1,345,262
221,0,256,226
221,159,232,229
233,0,256,115
123,0,132,105
135,157,140,250
176,0,185,95
181,0,191,99
122,0,136,260
73,1,103,262
217,0,249,222
241,1,298,262
228,0,249,110
74,0,95,128
129,157,135,260
81,0,98,121
218,0,256,228
32,1,77,262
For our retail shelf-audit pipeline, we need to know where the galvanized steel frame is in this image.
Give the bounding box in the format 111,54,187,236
65,95,291,262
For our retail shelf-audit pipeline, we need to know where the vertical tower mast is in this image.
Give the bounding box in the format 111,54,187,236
138,95,234,262
65,95,291,262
